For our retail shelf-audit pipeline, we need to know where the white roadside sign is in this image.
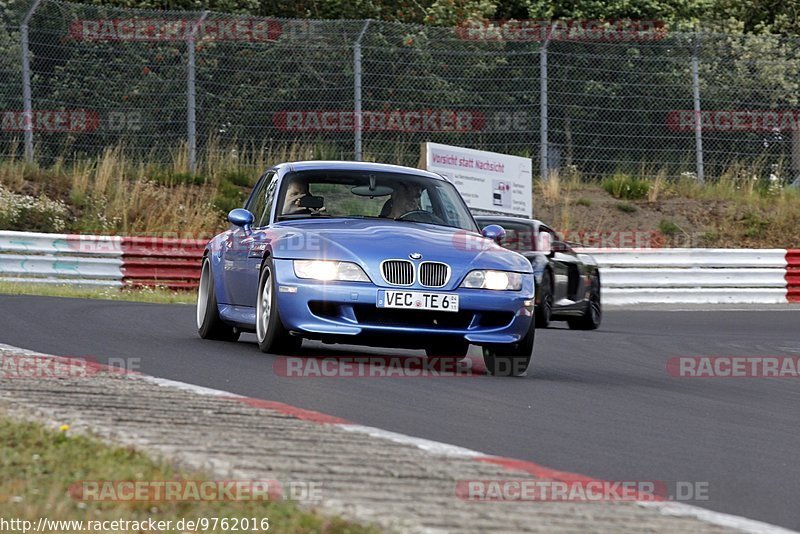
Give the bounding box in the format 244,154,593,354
421,142,532,217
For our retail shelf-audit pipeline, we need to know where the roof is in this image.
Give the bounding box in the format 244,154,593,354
474,215,542,227
274,160,446,181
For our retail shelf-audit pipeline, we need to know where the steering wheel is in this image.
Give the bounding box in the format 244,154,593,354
397,210,446,225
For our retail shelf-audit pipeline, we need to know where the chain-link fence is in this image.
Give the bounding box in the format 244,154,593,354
2,0,800,183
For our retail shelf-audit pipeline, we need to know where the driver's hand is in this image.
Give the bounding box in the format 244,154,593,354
287,193,307,209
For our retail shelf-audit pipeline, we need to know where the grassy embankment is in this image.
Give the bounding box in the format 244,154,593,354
536,166,800,248
0,415,376,533
1,143,798,247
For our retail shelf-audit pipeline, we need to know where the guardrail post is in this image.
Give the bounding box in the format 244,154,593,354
691,33,705,183
353,20,371,162
20,0,43,163
187,10,209,174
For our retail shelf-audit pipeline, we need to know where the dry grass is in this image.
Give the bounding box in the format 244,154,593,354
712,187,800,246
537,167,592,234
0,282,196,304
0,415,377,534
648,170,667,203
538,170,561,204
2,145,800,247
0,140,29,191
0,139,338,237
537,165,800,248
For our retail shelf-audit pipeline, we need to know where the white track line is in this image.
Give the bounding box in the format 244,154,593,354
138,372,797,534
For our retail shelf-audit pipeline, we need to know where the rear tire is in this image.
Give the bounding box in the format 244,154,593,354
535,269,553,328
197,258,240,341
567,272,601,330
482,318,535,377
256,257,302,354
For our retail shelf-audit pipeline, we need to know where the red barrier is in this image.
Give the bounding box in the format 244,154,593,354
120,237,205,290
788,250,800,303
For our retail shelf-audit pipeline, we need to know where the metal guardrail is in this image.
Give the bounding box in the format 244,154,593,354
0,231,123,286
0,232,797,303
0,231,204,289
576,248,792,305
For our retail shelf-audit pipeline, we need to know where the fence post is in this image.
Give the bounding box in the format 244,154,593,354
20,0,43,163
691,33,705,183
187,10,209,174
353,20,371,162
539,27,554,181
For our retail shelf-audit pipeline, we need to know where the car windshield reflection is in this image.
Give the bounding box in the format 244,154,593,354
275,170,479,232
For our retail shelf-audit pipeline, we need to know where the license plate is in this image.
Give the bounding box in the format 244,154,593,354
377,290,459,312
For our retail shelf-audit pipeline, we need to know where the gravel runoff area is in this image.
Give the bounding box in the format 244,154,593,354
0,343,782,534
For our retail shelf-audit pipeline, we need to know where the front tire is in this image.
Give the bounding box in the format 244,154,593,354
197,258,240,341
256,257,302,354
567,272,601,330
535,269,553,328
482,318,535,377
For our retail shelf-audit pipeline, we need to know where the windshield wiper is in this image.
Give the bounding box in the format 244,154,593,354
276,213,332,221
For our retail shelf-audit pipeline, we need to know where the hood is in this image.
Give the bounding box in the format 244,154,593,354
261,218,531,288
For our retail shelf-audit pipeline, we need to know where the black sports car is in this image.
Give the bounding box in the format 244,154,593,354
475,216,601,330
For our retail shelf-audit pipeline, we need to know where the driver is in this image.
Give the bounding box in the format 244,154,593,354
282,177,312,215
386,182,422,219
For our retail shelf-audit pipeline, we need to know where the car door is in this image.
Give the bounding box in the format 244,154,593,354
540,224,582,303
224,171,276,307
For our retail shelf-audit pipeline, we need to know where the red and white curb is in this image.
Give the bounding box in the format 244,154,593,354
139,367,792,533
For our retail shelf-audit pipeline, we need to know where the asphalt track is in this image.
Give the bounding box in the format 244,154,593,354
2,295,799,530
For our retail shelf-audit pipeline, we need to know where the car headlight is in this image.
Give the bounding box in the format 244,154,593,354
293,260,370,282
460,270,523,291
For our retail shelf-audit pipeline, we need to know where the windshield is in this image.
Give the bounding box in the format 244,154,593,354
276,169,479,232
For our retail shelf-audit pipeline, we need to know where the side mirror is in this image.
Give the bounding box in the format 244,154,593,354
228,208,254,231
481,224,506,242
549,241,568,257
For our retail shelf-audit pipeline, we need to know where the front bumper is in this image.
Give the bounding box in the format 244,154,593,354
272,259,535,346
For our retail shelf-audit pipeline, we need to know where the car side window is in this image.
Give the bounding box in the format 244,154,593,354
259,174,278,227
246,172,275,228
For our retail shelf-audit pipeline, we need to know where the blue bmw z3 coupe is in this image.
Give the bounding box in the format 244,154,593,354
197,161,536,376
